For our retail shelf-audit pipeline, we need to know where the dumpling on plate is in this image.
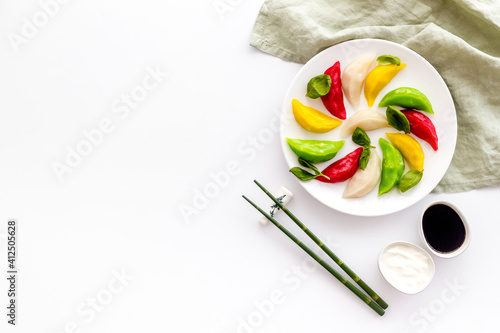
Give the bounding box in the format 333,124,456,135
343,148,381,198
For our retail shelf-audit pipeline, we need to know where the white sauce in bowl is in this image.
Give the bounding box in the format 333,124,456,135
378,241,435,294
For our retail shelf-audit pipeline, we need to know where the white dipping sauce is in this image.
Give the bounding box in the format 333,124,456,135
378,242,435,294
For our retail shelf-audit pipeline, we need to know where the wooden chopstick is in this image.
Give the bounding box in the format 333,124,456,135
242,192,385,316
253,180,388,310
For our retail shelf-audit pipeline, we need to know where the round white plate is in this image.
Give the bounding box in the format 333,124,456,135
280,39,457,216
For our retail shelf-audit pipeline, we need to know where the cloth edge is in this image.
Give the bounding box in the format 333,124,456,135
249,0,309,64
433,178,500,193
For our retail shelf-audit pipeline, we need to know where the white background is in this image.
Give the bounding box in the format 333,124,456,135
1,1,499,332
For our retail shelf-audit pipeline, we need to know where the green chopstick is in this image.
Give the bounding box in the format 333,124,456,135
254,180,388,310
242,195,385,316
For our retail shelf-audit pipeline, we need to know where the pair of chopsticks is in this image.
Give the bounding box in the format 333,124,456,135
243,180,388,316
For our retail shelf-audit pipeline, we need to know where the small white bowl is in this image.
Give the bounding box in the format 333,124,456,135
419,201,471,259
378,241,435,294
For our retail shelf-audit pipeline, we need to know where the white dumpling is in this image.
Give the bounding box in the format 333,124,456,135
340,108,389,137
341,54,376,109
343,148,381,198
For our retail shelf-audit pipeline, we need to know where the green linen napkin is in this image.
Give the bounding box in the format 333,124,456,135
250,0,500,193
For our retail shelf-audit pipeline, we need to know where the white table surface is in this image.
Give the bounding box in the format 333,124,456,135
1,1,499,332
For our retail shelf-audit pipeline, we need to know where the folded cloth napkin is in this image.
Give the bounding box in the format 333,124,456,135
250,0,500,193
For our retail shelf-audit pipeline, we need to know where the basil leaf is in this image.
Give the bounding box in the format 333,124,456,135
297,158,330,180
289,167,318,181
377,55,401,66
352,127,371,147
397,169,423,192
306,74,331,99
386,106,411,133
298,157,313,169
298,157,320,174
359,147,371,170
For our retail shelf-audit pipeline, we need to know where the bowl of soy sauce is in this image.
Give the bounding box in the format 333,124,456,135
419,201,471,259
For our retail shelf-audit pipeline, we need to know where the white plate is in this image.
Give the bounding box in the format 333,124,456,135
280,39,457,216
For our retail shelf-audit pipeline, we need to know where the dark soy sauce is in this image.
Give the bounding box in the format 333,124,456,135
422,204,466,253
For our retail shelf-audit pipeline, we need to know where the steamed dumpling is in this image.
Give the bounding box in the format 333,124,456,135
343,148,381,198
341,54,376,109
340,108,389,137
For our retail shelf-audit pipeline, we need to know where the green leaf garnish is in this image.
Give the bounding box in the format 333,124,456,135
386,106,411,133
298,158,321,174
306,74,331,99
290,158,330,181
352,127,371,147
377,55,401,66
289,167,318,181
358,147,371,170
397,169,423,192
